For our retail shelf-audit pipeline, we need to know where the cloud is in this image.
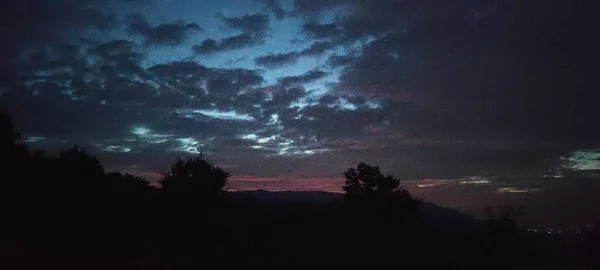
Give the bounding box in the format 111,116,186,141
562,149,600,171
327,54,356,68
256,0,287,20
126,13,202,46
88,39,147,74
300,41,336,55
193,34,255,54
255,52,301,68
286,0,600,173
223,13,270,33
278,69,328,88
254,41,337,67
302,22,343,40
193,14,270,54
293,0,348,16
1,31,271,160
0,0,115,86
1,39,161,141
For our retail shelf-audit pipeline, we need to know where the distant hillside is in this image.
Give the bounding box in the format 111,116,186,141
228,190,483,230
229,189,342,206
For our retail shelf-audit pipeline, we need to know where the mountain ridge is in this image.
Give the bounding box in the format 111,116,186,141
227,189,484,230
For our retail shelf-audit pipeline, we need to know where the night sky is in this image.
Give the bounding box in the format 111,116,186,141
1,0,600,226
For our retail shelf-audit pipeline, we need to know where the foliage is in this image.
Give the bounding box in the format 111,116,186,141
343,162,401,197
160,155,229,198
57,146,105,177
0,109,28,166
0,109,19,149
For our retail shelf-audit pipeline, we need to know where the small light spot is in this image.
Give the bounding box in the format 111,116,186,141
24,136,45,143
257,135,278,144
365,101,383,109
132,126,151,136
196,109,255,121
498,187,543,194
175,137,200,154
103,145,132,153
242,134,259,140
269,114,280,125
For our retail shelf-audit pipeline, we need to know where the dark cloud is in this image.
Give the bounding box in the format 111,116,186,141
207,68,264,98
293,0,348,16
88,39,147,73
284,106,380,141
0,0,115,86
193,14,270,54
262,87,306,111
306,0,600,172
268,0,600,178
278,69,328,88
146,61,264,113
254,41,337,67
148,61,211,79
302,22,343,40
256,0,287,20
300,41,336,56
255,52,301,68
147,61,211,98
295,0,490,40
223,13,270,33
327,54,356,68
0,32,271,160
126,13,202,46
1,38,160,142
193,34,256,54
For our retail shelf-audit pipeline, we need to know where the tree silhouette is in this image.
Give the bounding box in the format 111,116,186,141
0,109,19,150
0,109,28,163
57,145,105,178
106,172,150,193
343,162,400,197
160,155,229,199
341,162,418,226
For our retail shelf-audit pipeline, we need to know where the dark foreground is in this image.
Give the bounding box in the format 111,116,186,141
3,183,600,270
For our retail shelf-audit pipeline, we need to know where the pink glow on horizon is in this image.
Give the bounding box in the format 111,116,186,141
229,175,285,182
127,169,489,212
228,176,345,193
124,170,163,186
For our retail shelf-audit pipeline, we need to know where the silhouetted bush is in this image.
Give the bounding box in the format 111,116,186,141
343,162,399,196
160,155,229,200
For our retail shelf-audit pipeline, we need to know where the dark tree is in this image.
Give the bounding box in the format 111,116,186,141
106,172,150,193
0,109,28,162
160,155,229,199
0,109,19,150
343,162,400,197
57,145,105,179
